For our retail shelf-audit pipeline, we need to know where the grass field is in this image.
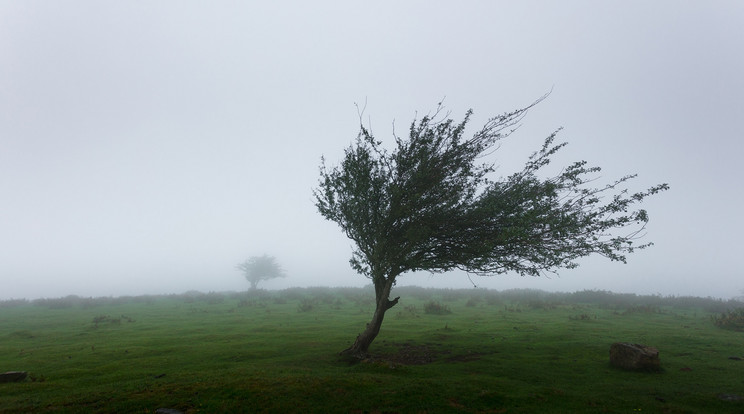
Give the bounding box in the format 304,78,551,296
1,287,743,413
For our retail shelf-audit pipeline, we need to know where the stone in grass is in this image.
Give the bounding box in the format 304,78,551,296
718,394,743,401
155,409,184,414
609,342,661,372
0,371,27,383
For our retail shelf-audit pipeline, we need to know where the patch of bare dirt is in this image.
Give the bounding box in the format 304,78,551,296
445,351,486,363
368,342,490,365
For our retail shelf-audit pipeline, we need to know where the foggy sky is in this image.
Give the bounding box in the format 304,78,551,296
1,1,743,300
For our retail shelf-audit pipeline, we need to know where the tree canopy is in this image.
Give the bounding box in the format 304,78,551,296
236,254,285,290
314,97,668,357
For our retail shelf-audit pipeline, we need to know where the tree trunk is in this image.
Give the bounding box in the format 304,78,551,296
340,278,399,359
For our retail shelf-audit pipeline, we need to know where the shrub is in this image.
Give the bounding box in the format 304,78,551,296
465,297,480,307
393,286,435,301
238,298,267,308
485,295,502,306
279,287,306,301
424,301,451,315
396,305,419,319
34,295,81,309
0,299,29,308
528,299,559,310
622,305,662,315
441,289,470,302
503,304,522,313
92,315,120,328
307,287,337,304
204,292,225,304
711,307,744,332
297,298,315,313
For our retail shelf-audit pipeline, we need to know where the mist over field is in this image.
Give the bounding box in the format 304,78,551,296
1,1,743,300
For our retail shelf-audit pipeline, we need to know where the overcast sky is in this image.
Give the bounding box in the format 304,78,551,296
1,1,742,300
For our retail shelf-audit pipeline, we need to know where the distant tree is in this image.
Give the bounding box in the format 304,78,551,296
236,255,286,290
314,97,668,358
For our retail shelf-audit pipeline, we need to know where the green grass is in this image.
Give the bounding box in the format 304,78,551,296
1,288,743,413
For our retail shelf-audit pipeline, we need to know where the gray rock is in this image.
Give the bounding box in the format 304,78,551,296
0,371,27,383
718,393,742,401
609,342,661,371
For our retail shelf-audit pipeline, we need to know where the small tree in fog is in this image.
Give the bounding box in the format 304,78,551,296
236,255,285,290
314,97,668,358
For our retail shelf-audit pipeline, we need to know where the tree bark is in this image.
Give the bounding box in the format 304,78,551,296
340,278,399,359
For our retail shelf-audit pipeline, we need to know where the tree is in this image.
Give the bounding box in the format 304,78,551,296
236,254,286,290
314,97,668,358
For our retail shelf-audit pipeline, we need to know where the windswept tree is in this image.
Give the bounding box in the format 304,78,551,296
314,97,668,358
236,254,286,290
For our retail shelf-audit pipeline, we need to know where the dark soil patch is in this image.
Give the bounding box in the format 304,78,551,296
445,351,486,363
364,342,447,365
370,342,488,365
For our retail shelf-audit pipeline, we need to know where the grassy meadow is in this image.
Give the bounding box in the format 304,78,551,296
1,287,743,413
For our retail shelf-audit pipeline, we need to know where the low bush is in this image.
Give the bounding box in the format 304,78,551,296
527,299,559,310
238,298,267,308
297,298,315,313
465,297,480,307
423,301,451,315
711,307,744,331
622,305,662,315
0,298,29,308
396,305,419,319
